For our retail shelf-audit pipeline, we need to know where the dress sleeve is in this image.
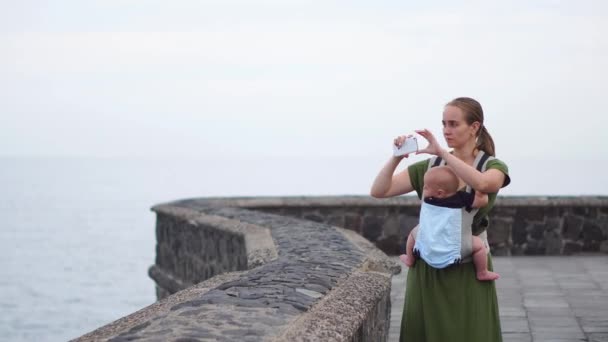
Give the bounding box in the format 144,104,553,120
486,158,511,188
407,159,430,199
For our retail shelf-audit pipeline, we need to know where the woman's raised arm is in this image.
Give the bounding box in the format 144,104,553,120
370,156,415,198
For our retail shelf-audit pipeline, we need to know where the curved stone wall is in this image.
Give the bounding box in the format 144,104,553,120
74,197,399,342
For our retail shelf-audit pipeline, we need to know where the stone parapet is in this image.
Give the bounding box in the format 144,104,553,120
183,195,607,256
74,198,398,342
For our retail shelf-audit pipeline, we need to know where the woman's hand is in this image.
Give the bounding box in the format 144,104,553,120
370,135,417,198
393,134,413,158
415,129,445,156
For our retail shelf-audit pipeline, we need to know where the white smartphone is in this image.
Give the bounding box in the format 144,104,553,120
393,136,418,156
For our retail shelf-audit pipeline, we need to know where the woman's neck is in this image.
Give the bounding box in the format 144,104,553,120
451,141,478,164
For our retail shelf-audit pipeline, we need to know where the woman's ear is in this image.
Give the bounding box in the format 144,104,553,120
471,121,481,136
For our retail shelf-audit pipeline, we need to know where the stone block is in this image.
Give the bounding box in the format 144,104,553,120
365,207,388,218
488,218,511,245
302,213,323,223
544,230,563,255
156,219,169,242
344,214,362,232
541,206,561,218
563,241,583,255
218,238,228,256
158,244,176,270
583,240,600,252
398,206,420,216
512,216,528,245
573,206,591,216
517,207,545,222
491,244,511,256
583,221,604,241
562,215,584,240
282,207,302,218
187,231,202,254
382,215,399,237
326,215,344,228
529,223,545,240
599,215,608,236
544,217,563,232
493,207,517,217
511,244,525,256
600,241,608,254
375,236,401,255
524,239,546,255
589,333,608,342
362,216,384,242
319,207,343,217
501,317,530,333
398,214,419,237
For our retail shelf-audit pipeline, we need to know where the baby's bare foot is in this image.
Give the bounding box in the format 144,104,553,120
476,270,500,281
399,254,415,267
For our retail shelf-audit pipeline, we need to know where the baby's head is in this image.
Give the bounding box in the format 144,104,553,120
422,166,459,199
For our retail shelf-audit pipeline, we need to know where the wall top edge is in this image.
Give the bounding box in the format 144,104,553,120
151,195,608,212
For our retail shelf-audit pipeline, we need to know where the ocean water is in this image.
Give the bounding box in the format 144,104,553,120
0,156,605,341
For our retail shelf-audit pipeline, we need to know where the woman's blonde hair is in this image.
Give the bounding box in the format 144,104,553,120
446,97,496,156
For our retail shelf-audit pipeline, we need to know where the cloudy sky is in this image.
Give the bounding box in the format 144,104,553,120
1,0,607,194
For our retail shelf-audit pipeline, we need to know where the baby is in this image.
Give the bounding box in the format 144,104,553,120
400,166,500,281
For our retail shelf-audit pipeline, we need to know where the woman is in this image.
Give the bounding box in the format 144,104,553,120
370,97,510,342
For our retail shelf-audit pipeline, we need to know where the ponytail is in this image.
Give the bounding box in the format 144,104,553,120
477,125,495,156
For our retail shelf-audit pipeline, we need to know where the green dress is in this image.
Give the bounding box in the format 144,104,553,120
399,158,510,342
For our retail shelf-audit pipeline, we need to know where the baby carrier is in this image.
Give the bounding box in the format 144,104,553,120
411,150,494,268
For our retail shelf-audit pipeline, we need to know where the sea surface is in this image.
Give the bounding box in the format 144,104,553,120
0,156,605,341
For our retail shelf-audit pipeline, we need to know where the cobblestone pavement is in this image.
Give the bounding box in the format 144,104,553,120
389,256,608,342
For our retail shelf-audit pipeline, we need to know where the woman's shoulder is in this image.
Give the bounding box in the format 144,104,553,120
486,157,510,187
486,157,509,173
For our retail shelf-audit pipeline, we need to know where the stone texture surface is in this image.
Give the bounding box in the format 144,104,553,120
76,199,398,342
247,196,608,256
149,207,279,299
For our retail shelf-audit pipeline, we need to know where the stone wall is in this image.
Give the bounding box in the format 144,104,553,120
74,195,608,342
239,196,608,256
74,198,399,342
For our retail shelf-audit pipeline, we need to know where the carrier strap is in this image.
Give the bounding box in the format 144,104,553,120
465,151,496,193
476,152,491,172
432,157,443,167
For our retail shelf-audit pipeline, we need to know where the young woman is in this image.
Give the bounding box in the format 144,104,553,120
370,97,511,342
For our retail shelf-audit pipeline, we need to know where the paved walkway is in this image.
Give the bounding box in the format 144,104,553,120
389,256,608,342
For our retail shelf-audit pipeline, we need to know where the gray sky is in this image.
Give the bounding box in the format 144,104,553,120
1,1,607,194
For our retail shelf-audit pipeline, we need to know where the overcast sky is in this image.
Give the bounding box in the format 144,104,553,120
1,1,607,194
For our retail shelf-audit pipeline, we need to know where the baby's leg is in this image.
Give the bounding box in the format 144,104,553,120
399,231,416,267
472,236,500,281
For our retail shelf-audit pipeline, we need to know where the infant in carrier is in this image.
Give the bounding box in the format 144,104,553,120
400,166,500,281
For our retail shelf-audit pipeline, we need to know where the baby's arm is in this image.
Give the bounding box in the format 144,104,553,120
471,191,489,209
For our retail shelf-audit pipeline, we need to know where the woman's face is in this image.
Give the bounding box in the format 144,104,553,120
442,105,478,148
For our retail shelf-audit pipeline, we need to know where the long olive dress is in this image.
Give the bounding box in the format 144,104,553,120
399,158,510,342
